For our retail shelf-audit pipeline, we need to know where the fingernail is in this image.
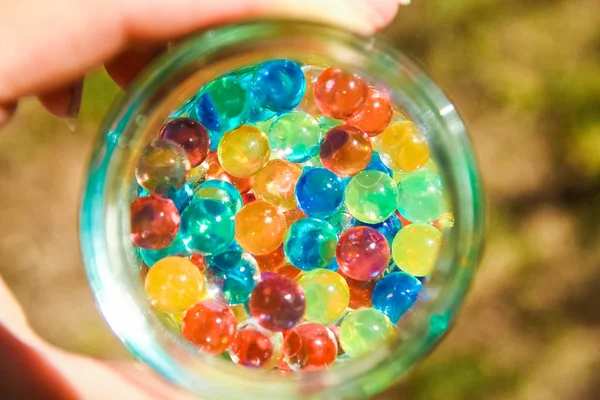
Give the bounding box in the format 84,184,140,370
65,79,83,132
353,0,401,27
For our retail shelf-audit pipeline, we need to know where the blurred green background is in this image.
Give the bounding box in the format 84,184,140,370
1,1,599,399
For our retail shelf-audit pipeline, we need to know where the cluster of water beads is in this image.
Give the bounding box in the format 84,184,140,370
130,59,452,372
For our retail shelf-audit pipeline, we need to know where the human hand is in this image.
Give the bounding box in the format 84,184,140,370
0,0,399,398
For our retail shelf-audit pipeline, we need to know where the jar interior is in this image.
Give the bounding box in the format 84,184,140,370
81,21,484,399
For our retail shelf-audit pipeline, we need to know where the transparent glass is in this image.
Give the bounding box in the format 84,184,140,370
80,21,484,399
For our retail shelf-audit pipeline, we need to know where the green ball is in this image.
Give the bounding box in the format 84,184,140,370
268,111,322,162
397,171,445,223
339,308,397,358
345,171,398,224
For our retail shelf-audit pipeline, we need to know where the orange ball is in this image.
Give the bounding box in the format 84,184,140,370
320,125,372,177
314,67,368,119
346,88,393,136
253,159,302,211
235,201,287,255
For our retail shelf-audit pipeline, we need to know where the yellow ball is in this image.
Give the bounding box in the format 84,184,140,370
145,256,206,313
217,125,270,177
296,269,350,324
392,224,442,276
379,121,430,172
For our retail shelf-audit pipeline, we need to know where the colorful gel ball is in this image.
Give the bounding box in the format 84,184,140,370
340,272,377,309
284,323,337,371
345,170,398,224
144,256,205,313
296,268,349,324
249,275,306,331
372,272,422,323
379,121,430,172
237,67,278,123
351,213,402,247
314,67,368,119
345,88,393,136
229,321,283,369
391,223,442,277
139,232,190,267
206,242,243,271
298,65,325,117
204,151,253,194
250,59,306,112
339,308,396,358
159,118,210,167
253,159,302,210
190,75,250,134
193,179,243,215
180,198,235,255
336,226,390,281
130,196,180,250
295,167,345,218
320,125,372,178
235,201,288,255
397,170,445,223
135,140,190,196
138,183,194,214
182,300,237,354
268,111,322,162
205,253,261,305
365,151,393,177
284,218,338,271
217,125,270,178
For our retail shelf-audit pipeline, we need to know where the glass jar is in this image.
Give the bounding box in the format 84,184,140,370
80,21,484,399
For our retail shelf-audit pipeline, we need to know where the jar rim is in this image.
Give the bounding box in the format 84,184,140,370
80,20,485,399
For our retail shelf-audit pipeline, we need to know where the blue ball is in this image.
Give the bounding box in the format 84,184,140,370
284,218,338,271
365,151,393,177
238,67,278,123
251,59,305,112
207,242,243,270
138,183,194,213
180,198,235,255
372,272,422,323
194,180,243,215
190,75,250,135
296,168,345,218
139,233,191,267
352,213,402,247
205,253,261,305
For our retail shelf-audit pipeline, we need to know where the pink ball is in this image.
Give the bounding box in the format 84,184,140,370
336,226,390,281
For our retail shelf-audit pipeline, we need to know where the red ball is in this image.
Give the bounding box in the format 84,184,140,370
229,328,274,368
130,196,180,250
336,226,390,281
160,118,210,167
326,324,345,356
283,323,337,371
346,88,393,136
314,67,368,119
182,300,237,354
340,271,378,309
249,276,306,332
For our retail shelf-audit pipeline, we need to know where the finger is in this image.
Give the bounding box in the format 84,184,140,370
0,101,17,127
37,78,84,122
104,44,166,89
0,0,399,104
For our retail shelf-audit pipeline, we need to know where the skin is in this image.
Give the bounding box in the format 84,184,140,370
0,0,398,398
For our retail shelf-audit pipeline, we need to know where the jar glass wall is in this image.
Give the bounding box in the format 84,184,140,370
80,21,484,399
